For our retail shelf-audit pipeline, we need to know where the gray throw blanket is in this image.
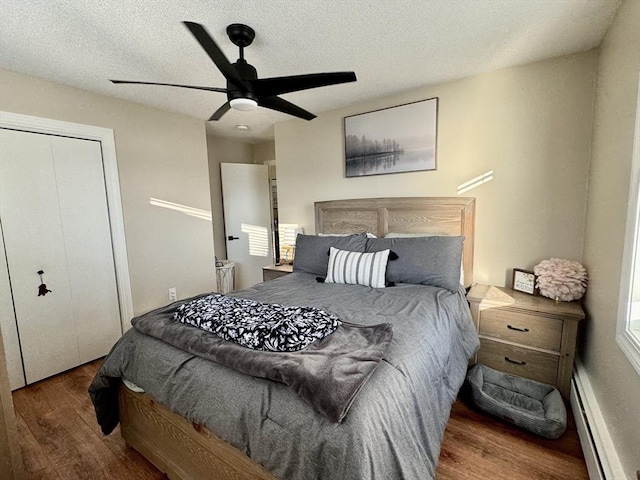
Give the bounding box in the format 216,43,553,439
92,293,392,430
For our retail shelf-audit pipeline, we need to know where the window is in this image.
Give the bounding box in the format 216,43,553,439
278,223,303,262
617,77,640,375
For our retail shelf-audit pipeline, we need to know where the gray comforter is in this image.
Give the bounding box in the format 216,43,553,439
90,272,479,480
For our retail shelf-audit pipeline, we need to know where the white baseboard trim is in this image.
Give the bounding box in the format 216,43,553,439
571,358,626,480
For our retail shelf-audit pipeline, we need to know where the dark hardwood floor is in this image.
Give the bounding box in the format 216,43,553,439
437,395,588,479
12,360,165,480
11,359,588,480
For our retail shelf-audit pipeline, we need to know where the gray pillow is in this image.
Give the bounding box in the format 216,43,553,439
293,233,368,276
365,236,463,292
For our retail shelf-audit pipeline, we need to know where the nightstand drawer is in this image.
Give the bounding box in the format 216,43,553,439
479,308,562,351
477,339,559,386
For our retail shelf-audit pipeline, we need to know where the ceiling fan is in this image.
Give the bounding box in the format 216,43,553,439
110,21,357,121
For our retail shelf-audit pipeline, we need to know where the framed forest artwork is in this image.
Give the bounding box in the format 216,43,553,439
344,97,438,177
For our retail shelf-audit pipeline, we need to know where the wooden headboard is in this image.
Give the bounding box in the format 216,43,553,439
314,197,475,287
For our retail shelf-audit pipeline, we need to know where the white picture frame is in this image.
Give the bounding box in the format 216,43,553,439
512,268,537,295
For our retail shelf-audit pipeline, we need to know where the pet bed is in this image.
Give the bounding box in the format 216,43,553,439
466,363,566,439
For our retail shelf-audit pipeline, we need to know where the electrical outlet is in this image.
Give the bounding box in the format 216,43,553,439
168,287,177,302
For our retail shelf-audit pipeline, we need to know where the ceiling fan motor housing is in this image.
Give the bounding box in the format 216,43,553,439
227,60,258,102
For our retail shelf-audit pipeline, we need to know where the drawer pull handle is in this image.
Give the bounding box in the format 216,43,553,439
507,324,529,333
504,356,526,366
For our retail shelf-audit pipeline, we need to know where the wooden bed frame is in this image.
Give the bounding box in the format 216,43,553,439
119,196,476,480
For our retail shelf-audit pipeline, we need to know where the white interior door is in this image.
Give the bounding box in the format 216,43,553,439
0,129,121,387
221,163,272,290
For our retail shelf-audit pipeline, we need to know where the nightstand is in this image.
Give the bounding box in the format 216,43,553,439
467,284,584,400
262,264,293,282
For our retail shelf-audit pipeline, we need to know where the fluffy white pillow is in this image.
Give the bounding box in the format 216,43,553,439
325,247,390,288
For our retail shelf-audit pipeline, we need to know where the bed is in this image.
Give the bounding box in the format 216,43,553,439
90,196,479,480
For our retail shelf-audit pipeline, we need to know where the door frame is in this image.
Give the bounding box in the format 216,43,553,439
0,111,134,330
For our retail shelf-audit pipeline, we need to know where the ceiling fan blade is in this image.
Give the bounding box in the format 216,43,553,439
209,102,231,121
183,21,247,88
259,96,316,121
253,72,356,97
110,80,227,93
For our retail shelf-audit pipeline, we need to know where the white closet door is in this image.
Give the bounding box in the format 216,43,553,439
0,129,121,386
51,137,121,364
0,129,80,384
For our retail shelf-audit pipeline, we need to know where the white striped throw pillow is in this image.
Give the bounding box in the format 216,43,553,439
325,247,390,288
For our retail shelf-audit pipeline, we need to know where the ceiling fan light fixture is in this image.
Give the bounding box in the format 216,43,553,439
230,98,258,111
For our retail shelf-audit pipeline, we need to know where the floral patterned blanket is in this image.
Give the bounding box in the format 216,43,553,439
173,294,341,352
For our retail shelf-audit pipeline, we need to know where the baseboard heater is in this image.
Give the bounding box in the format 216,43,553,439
571,360,626,480
571,376,605,480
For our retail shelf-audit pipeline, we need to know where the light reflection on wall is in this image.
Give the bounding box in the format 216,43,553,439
241,223,269,257
457,170,494,195
149,197,212,221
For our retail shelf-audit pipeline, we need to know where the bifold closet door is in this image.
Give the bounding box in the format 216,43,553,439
0,129,121,386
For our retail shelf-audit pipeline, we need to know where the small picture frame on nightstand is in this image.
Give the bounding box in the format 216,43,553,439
512,268,537,295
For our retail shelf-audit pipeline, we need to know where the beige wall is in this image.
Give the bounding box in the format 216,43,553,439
253,140,276,164
0,69,216,316
206,135,254,261
582,0,640,476
276,51,597,287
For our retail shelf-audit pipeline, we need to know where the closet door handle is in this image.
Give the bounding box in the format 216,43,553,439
507,324,529,333
227,236,240,241
504,356,526,366
37,270,52,296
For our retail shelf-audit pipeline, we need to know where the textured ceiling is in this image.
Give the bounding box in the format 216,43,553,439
0,0,620,143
